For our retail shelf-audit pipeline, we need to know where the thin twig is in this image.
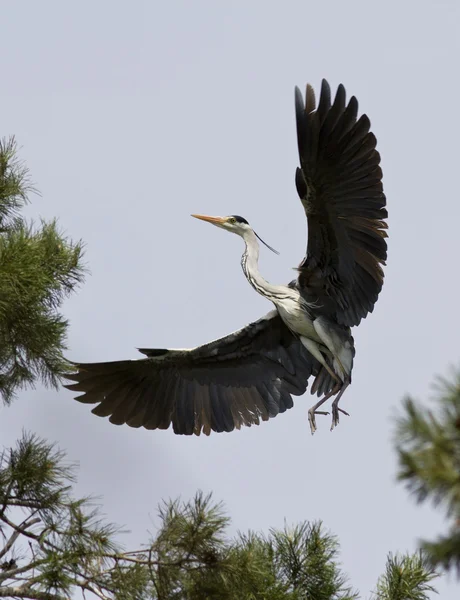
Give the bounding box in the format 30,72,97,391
0,585,67,599
5,499,44,510
0,558,48,584
0,514,59,554
149,547,161,600
0,516,41,562
0,528,21,561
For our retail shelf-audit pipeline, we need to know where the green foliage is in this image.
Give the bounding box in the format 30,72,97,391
421,533,460,577
149,492,233,599
395,368,460,576
0,433,130,600
225,532,284,600
0,136,85,404
374,552,438,600
3,431,75,512
271,521,358,600
0,433,440,599
147,496,358,599
0,136,33,232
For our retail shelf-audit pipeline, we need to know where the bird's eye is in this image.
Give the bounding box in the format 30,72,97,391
228,217,236,224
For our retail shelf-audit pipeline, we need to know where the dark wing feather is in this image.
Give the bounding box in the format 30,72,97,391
65,311,328,435
294,79,388,327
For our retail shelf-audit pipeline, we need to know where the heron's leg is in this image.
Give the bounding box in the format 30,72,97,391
312,317,354,382
300,336,341,384
330,379,351,431
308,382,342,435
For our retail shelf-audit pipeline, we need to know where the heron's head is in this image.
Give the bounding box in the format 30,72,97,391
191,214,250,235
191,214,279,254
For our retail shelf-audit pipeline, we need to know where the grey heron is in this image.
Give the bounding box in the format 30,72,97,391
65,79,387,435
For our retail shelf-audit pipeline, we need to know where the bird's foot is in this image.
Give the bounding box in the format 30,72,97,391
330,403,350,431
308,408,329,435
308,380,349,434
328,378,351,432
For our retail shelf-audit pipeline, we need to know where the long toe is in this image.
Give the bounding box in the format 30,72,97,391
308,409,317,435
330,406,340,431
330,406,350,431
308,409,330,435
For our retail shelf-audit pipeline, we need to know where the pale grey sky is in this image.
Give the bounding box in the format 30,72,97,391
1,0,459,597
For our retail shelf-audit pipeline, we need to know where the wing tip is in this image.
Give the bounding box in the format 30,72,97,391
295,85,305,114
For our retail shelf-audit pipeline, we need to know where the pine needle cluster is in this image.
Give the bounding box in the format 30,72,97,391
0,137,85,404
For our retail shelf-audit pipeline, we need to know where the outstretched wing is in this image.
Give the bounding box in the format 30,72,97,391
294,79,388,327
65,311,329,435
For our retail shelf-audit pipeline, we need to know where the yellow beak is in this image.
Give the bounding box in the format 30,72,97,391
191,214,227,225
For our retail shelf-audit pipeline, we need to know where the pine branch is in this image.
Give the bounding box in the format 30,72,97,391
373,552,438,600
394,368,460,576
270,521,358,599
0,139,86,405
0,136,35,231
0,517,40,561
0,586,66,600
0,558,48,586
3,498,43,509
421,530,460,575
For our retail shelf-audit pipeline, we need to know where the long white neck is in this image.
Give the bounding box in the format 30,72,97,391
240,230,285,301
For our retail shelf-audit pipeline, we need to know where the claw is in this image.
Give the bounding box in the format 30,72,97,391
329,381,351,431
308,409,329,435
330,406,350,431
307,372,352,434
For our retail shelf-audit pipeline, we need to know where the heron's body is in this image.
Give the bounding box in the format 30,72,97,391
240,227,356,433
65,79,387,436
277,298,320,342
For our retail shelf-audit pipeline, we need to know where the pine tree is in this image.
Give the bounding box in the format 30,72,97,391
0,433,355,599
0,433,440,600
0,136,85,404
394,368,460,576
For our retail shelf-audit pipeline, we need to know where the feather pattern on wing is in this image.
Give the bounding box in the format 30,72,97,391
294,79,388,327
65,311,331,435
